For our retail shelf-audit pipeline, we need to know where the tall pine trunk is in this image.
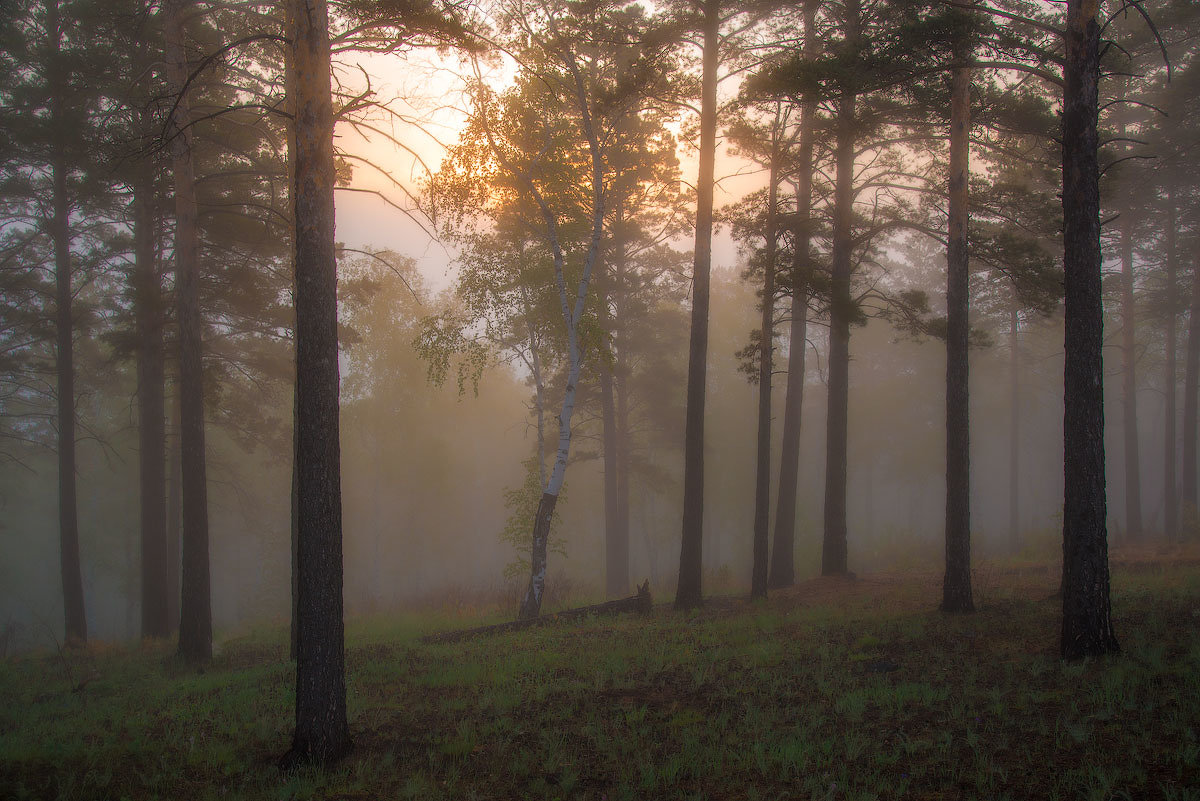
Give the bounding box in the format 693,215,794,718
47,0,86,646
53,158,85,645
601,207,628,599
1119,211,1142,539
1061,0,1118,660
1163,184,1178,542
614,266,632,588
285,0,351,764
769,0,818,590
822,88,857,578
676,0,720,609
134,159,169,639
615,345,631,585
290,384,299,661
600,292,626,598
166,397,181,634
751,139,780,599
770,281,807,589
286,26,300,663
1183,242,1200,528
1008,302,1020,553
942,52,973,613
165,0,212,664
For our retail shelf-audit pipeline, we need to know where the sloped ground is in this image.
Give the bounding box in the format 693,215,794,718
2,550,1199,800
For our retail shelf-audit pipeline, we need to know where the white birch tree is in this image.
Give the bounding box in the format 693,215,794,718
426,0,677,618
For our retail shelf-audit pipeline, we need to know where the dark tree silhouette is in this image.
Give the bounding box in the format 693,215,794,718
45,0,87,645
676,0,720,610
164,0,212,664
133,147,168,639
284,0,351,765
768,0,818,592
822,0,862,578
942,14,973,614
1060,0,1117,660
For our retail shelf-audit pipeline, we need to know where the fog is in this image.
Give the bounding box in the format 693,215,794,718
1,250,1179,648
6,0,1200,796
0,0,1195,658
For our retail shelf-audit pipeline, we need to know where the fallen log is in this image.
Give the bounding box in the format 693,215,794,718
421,581,652,644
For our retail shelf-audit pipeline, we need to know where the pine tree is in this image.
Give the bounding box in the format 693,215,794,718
675,0,721,608
670,0,777,608
285,0,351,764
0,0,116,645
1060,0,1118,660
768,0,818,592
941,6,974,613
725,99,797,598
163,0,212,664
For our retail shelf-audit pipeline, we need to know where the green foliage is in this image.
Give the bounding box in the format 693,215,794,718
333,0,477,51
412,310,492,397
499,455,566,580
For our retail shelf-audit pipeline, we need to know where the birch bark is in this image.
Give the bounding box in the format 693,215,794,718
516,45,607,621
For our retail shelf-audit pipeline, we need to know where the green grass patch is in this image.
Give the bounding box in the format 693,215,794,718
3,563,1200,799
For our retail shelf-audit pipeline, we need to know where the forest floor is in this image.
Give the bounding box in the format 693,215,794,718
3,546,1200,800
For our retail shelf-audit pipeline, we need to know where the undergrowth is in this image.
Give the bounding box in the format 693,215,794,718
2,563,1199,800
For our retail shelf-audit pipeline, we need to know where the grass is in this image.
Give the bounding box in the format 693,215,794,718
3,558,1200,800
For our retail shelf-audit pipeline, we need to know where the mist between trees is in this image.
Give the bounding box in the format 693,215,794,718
0,250,1170,647
0,0,1195,667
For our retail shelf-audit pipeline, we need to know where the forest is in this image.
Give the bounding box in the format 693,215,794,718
2,0,1200,797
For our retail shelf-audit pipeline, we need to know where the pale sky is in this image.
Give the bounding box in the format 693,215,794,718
332,48,763,298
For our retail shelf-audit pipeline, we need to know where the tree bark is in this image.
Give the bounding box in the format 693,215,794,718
1184,241,1200,528
1008,301,1020,553
1119,209,1142,539
614,292,632,593
822,79,857,577
134,157,169,639
290,383,299,661
519,492,559,620
287,28,300,664
769,0,818,591
600,318,628,599
515,35,608,622
164,0,212,665
517,244,600,620
675,0,720,609
751,137,780,600
53,150,85,646
285,0,351,765
1163,183,1178,542
600,208,628,598
942,53,974,614
770,286,807,589
600,297,626,598
1060,0,1118,660
47,0,86,646
431,582,651,645
166,392,181,634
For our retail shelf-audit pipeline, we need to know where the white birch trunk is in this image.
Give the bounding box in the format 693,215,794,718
517,47,607,620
